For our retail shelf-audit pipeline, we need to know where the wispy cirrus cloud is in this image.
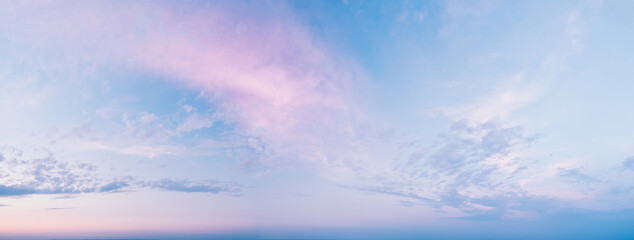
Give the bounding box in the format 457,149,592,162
353,118,539,219
351,75,540,211
0,1,368,176
339,4,619,220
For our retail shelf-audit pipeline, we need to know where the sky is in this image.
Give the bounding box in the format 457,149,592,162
1,0,634,239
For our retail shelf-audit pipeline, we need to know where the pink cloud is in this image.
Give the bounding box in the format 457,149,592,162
2,1,365,172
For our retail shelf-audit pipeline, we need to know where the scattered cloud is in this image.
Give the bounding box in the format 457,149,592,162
176,113,215,133
137,112,159,125
342,4,599,217
0,147,241,198
0,150,102,197
183,104,196,113
348,77,545,219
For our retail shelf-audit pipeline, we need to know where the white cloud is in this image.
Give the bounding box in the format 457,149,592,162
137,112,159,124
176,113,215,133
436,74,541,129
183,104,196,113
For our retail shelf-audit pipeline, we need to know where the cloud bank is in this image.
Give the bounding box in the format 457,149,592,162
0,147,239,197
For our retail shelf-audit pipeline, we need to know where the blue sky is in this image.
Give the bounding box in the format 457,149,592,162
1,0,634,239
